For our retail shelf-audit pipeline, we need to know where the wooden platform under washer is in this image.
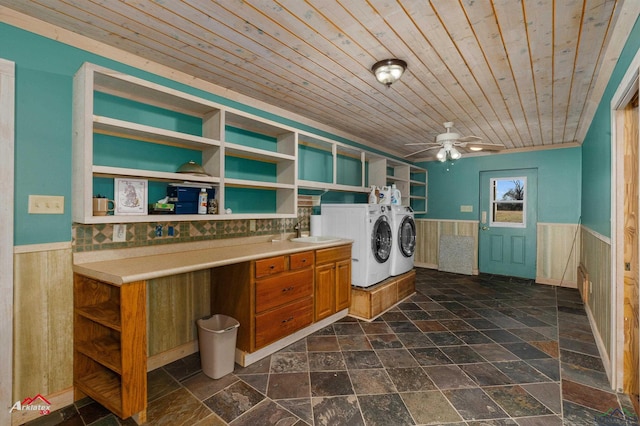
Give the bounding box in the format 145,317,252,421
349,270,416,321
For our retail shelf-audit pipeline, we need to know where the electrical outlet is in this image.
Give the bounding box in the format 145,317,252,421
113,224,127,242
250,219,256,232
28,195,64,214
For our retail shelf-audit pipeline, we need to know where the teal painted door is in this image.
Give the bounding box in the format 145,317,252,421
479,169,537,279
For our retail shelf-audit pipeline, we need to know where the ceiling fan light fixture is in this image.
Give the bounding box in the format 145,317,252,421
372,59,407,87
449,147,462,160
436,148,447,162
469,146,483,151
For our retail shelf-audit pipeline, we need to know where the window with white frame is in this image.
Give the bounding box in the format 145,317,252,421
490,177,526,228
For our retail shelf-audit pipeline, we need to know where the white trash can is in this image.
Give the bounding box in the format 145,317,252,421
196,314,240,379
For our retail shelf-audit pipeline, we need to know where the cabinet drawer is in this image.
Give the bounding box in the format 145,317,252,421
255,297,313,348
255,268,313,313
255,256,285,278
316,244,352,264
290,251,314,270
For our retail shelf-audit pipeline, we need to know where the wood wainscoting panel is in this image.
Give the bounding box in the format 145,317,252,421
414,219,438,268
536,223,580,287
415,219,478,273
13,246,74,401
147,269,211,356
580,227,612,361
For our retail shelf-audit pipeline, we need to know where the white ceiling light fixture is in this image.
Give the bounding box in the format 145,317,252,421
436,142,462,162
372,59,407,87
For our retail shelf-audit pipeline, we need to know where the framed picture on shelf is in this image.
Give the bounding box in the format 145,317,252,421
114,178,148,215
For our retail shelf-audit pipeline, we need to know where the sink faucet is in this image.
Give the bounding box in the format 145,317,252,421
294,222,302,238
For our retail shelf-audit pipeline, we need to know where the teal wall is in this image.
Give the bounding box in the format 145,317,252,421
581,15,640,238
417,147,582,224
0,23,393,245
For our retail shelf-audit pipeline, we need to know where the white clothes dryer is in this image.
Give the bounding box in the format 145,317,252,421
390,205,416,276
321,204,393,287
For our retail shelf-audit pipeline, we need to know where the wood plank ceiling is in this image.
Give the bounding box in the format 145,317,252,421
1,0,635,159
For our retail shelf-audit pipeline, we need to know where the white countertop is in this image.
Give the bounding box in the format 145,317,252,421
73,236,352,285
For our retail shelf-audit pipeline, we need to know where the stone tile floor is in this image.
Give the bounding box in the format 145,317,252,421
23,268,638,425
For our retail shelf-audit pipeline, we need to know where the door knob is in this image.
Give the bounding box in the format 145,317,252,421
481,226,489,231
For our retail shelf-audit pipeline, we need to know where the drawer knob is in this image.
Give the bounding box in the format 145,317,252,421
281,317,294,324
282,286,294,292
270,265,275,269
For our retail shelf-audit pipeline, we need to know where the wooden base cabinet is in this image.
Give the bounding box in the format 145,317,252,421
211,251,315,353
314,245,352,321
73,274,147,423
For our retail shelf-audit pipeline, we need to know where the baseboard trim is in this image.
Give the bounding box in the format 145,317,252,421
584,300,613,390
148,340,199,371
536,276,578,288
236,309,348,367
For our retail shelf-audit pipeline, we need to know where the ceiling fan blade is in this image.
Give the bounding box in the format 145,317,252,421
458,135,482,142
466,142,505,151
404,146,441,157
404,142,441,146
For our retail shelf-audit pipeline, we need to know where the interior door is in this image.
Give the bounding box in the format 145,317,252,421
479,169,538,279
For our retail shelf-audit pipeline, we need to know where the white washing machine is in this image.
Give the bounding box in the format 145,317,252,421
321,204,393,287
390,205,416,276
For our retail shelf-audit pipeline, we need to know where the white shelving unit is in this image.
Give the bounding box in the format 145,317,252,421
368,157,426,212
73,62,426,224
297,133,368,193
73,63,299,224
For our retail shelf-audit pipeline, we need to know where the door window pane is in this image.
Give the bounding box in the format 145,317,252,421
490,177,526,227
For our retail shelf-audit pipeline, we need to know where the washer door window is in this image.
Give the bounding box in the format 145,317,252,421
399,216,416,257
372,216,392,263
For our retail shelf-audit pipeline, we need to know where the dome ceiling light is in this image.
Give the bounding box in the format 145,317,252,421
371,59,407,87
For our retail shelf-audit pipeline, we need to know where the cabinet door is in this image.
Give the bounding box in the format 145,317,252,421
314,263,335,321
335,259,351,312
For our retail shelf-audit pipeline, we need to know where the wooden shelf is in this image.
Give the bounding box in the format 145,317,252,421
297,180,368,193
93,68,219,117
74,274,147,422
75,370,124,417
76,300,121,331
94,115,221,149
224,179,295,190
76,335,122,374
93,165,220,184
225,142,295,163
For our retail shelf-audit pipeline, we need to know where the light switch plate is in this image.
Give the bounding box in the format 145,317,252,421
460,205,473,212
28,195,64,214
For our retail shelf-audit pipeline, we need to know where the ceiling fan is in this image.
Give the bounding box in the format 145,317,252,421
404,122,504,160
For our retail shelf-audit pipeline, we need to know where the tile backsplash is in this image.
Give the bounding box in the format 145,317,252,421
72,206,312,252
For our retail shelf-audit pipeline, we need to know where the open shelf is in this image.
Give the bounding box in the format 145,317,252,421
75,62,427,223
93,115,221,149
75,369,124,417
74,275,147,421
76,335,122,374
75,300,121,331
